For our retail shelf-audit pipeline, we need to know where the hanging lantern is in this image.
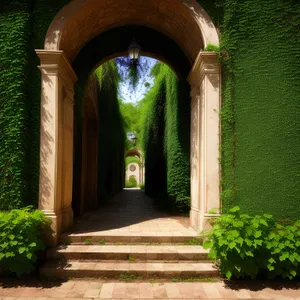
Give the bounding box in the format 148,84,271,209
131,136,137,146
128,39,141,60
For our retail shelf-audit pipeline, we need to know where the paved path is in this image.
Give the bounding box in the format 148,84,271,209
69,188,195,237
0,279,300,299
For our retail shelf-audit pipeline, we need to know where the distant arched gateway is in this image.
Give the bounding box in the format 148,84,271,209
36,0,221,245
125,149,144,186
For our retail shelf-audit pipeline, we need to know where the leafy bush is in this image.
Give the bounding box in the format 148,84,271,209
0,208,51,277
125,176,138,188
139,183,145,190
204,43,220,53
203,206,300,280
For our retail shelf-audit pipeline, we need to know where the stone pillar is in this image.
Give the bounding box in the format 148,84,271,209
188,52,221,231
36,50,77,246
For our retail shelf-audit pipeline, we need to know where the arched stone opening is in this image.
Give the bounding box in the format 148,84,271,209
125,149,144,185
125,149,142,160
70,25,193,220
36,0,221,246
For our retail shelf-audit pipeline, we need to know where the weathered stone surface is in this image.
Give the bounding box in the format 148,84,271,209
44,0,219,63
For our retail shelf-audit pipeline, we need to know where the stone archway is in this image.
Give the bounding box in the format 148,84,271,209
125,149,144,185
36,0,221,245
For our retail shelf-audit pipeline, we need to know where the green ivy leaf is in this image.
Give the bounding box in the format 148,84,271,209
225,270,232,279
229,241,236,249
268,257,275,264
290,270,296,277
229,206,240,213
267,264,275,271
254,231,262,238
203,240,213,249
18,247,26,254
279,253,289,261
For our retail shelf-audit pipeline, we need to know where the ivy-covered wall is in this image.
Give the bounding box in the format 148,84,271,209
0,0,72,210
95,61,126,204
141,67,167,202
0,0,32,210
141,63,190,212
220,0,300,219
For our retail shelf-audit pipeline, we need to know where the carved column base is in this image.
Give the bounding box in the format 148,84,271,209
41,210,62,247
200,213,221,232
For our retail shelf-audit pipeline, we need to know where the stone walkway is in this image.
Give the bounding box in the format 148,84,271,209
67,188,196,238
0,279,300,299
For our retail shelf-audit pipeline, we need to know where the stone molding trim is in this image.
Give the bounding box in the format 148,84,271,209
36,50,78,92
188,52,220,85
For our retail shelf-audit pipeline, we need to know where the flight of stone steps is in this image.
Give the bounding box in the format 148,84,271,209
40,232,218,279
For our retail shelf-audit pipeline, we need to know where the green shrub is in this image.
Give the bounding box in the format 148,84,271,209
204,43,220,53
125,176,138,188
203,206,300,280
139,183,145,191
0,208,51,277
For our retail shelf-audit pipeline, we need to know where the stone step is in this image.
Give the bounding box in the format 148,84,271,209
47,245,210,261
60,232,202,244
40,261,218,279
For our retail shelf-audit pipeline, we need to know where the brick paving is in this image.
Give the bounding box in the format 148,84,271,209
0,279,300,299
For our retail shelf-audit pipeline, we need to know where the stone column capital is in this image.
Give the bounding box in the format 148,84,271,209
35,49,78,91
188,51,220,85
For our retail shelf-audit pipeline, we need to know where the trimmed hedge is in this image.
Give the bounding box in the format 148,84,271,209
220,0,300,218
125,175,138,188
0,0,32,210
95,61,126,202
140,66,167,200
164,67,190,211
141,63,190,211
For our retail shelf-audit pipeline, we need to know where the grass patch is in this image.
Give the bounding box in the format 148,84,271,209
184,238,202,245
61,237,72,245
98,239,106,245
128,255,135,261
149,278,161,283
119,273,143,281
84,238,93,245
171,277,218,282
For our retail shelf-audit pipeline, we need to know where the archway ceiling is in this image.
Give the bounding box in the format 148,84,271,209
47,0,204,63
72,26,192,79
